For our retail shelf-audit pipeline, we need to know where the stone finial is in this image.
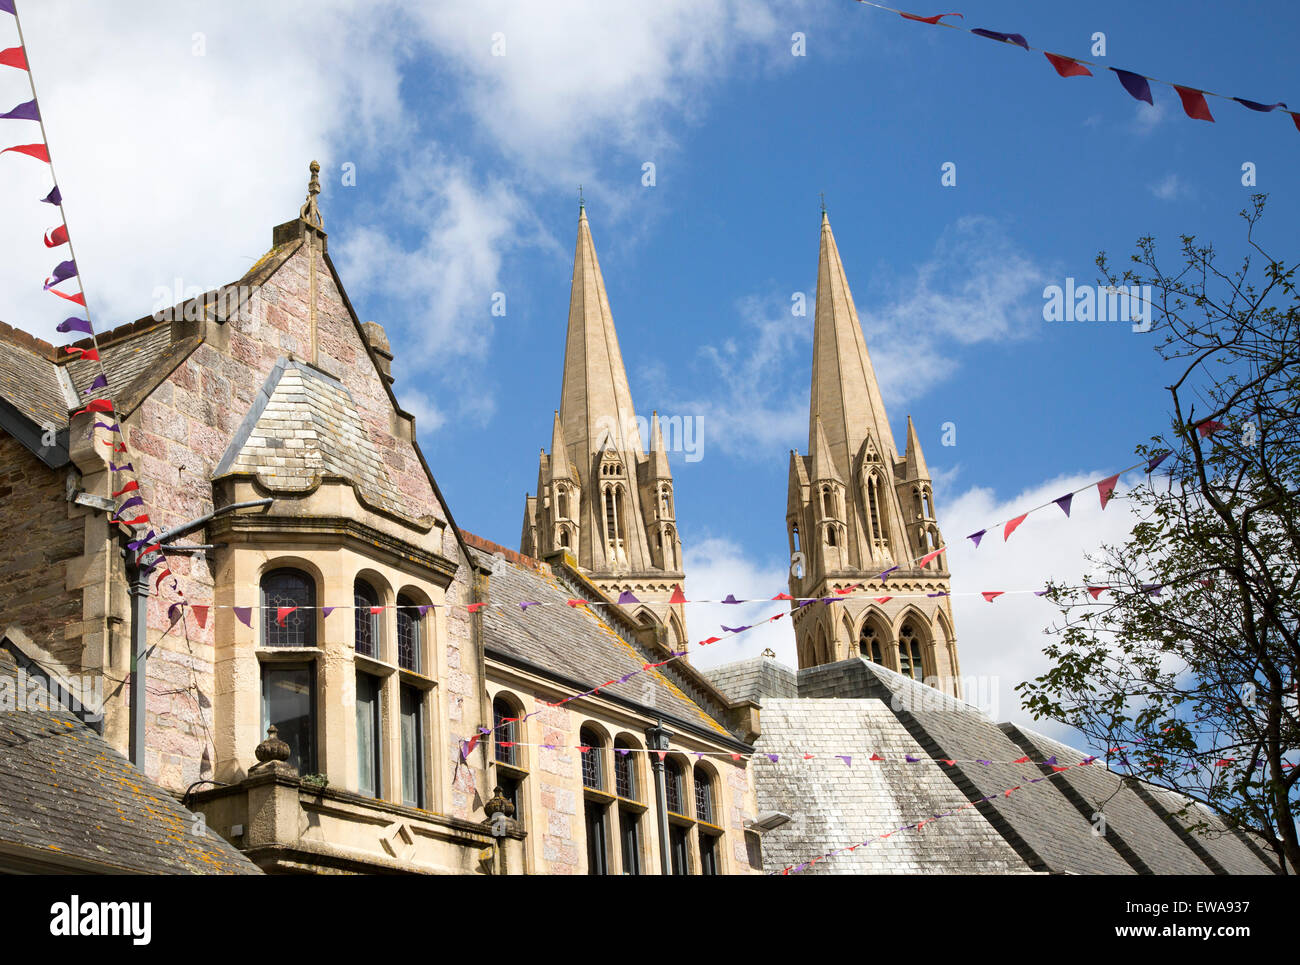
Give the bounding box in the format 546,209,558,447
484,786,515,820
762,648,777,659
300,160,323,229
251,725,295,775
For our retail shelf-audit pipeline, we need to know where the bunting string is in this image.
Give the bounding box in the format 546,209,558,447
0,0,185,613
852,1,1299,135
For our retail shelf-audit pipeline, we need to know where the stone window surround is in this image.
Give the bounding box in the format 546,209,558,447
220,546,442,815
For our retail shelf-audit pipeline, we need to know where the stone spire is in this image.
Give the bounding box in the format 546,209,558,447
903,414,930,481
648,411,671,480
809,211,896,477
548,410,573,482
557,206,642,470
809,413,841,484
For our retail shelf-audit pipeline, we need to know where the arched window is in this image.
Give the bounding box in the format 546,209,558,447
261,568,316,647
580,727,605,790
492,694,526,823
614,737,638,800
821,486,834,518
396,594,420,672
859,623,883,663
866,472,886,549
693,765,715,825
665,758,686,816
790,523,801,554
922,488,933,518
354,579,379,658
826,523,838,548
660,485,672,518
694,764,721,875
899,622,924,680
557,489,568,519
559,529,570,548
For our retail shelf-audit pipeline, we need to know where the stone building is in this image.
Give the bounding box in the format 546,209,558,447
0,167,760,874
0,169,1280,875
786,213,959,695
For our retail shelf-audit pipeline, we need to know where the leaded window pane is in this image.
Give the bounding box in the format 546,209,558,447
581,731,603,790
615,747,636,800
694,770,713,824
261,569,315,647
494,699,518,766
354,581,379,657
262,665,314,773
665,761,684,815
397,595,420,672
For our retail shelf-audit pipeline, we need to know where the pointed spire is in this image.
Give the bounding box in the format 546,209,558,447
904,415,930,480
809,414,842,484
548,410,573,481
649,411,672,479
558,207,642,473
809,211,896,477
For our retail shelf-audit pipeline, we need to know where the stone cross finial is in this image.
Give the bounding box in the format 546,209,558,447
819,192,826,214
300,160,323,229
578,183,584,211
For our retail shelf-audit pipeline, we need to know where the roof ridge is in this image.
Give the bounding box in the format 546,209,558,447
0,319,58,361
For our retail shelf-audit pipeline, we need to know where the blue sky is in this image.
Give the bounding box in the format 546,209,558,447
2,0,1297,732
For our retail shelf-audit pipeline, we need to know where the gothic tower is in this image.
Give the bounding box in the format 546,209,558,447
522,205,687,647
786,211,961,695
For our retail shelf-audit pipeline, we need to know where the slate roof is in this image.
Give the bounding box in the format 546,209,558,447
214,359,412,521
753,698,1029,874
0,320,69,428
476,549,733,738
705,655,797,704
0,646,260,874
63,321,178,409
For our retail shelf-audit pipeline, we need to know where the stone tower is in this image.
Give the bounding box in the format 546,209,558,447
786,212,961,695
522,206,687,647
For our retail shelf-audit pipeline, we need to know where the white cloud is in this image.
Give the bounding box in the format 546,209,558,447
1150,172,1191,202
682,535,797,669
943,469,1144,739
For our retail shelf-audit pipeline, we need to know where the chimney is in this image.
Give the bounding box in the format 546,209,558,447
361,321,394,386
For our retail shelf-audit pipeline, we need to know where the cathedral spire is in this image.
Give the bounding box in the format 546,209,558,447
558,206,642,466
810,211,896,476
809,413,841,484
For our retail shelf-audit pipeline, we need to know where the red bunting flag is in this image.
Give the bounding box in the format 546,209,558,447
0,46,27,70
874,596,893,603
116,514,148,525
981,591,1004,603
1174,85,1215,122
700,636,720,645
467,602,486,613
1043,52,1092,77
566,599,587,607
112,481,139,497
869,753,884,761
1013,756,1030,763
1196,418,1226,437
73,398,112,415
1097,473,1120,509
1,143,50,162
669,584,687,604
771,592,794,600
44,224,68,248
49,288,85,305
155,568,172,590
65,347,99,362
655,750,667,762
1051,765,1071,772
192,605,209,628
730,753,742,761
275,606,298,626
941,759,956,766
918,548,943,568
368,606,383,615
899,11,962,25
1087,586,1108,600
1003,514,1028,540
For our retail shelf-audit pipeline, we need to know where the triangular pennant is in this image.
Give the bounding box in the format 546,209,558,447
1087,586,1108,600
1097,473,1120,509
721,594,741,604
1112,68,1153,105
1054,493,1073,516
1043,756,1058,766
918,548,943,568
669,584,687,604
981,591,1003,603
1,143,50,162
617,590,639,605
1003,514,1028,540
322,606,335,618
1145,450,1171,473
0,46,27,70
1013,756,1030,764
721,625,750,634
44,224,68,247
1173,85,1214,122
771,592,794,600
566,598,587,607
899,11,962,25
1196,418,1226,437
1043,51,1092,77
971,27,1029,50
967,529,986,548
874,596,893,604
192,605,209,629
1234,97,1288,112
276,606,298,627
466,602,486,613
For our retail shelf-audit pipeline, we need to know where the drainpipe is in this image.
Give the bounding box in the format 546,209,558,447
125,497,274,767
645,719,673,875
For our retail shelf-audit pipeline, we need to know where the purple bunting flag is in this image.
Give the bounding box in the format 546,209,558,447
977,760,992,766
322,606,335,618
233,607,252,628
836,755,852,767
721,593,741,604
0,1,13,15
971,28,1030,51
616,590,639,605
926,591,949,598
112,495,144,516
93,421,120,432
1112,68,1154,105
721,624,751,634
56,315,92,335
1145,450,1171,473
126,530,156,552
44,259,77,290
84,376,109,395
1054,493,1073,516
1234,98,1287,112
1043,755,1058,766
418,604,432,616
0,99,38,121
905,754,920,763
878,565,900,582
520,601,541,610
967,529,986,548
41,185,60,205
